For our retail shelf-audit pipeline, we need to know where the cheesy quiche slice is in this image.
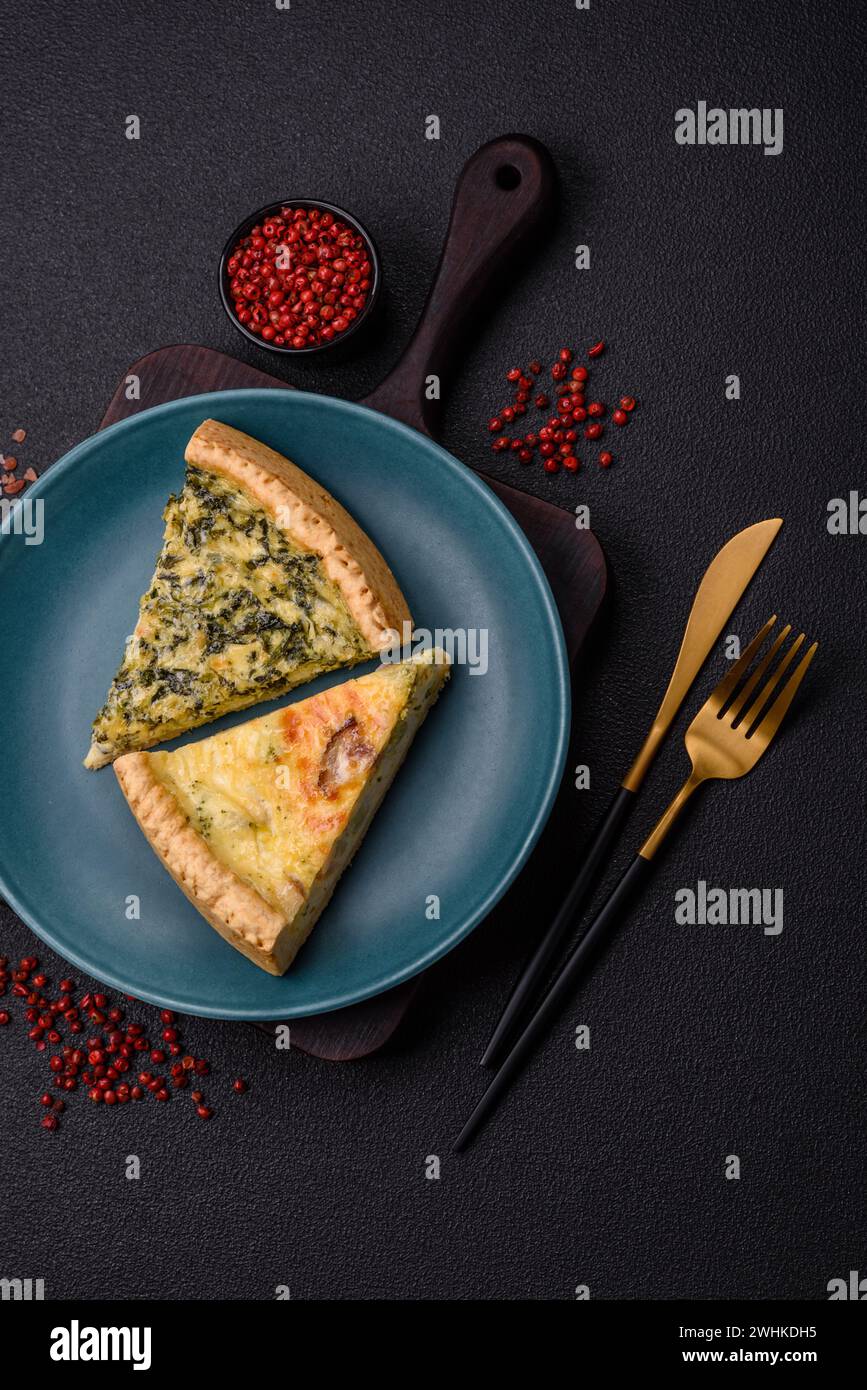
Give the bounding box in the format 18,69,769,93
114,649,450,975
85,419,410,768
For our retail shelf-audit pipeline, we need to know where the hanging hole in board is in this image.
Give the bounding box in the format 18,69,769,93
494,164,522,191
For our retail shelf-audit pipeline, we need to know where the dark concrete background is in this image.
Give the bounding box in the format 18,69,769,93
1,0,864,1300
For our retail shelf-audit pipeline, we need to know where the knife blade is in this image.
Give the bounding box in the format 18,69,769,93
621,516,783,790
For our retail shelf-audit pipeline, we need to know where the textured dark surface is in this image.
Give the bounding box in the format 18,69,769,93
1,0,864,1301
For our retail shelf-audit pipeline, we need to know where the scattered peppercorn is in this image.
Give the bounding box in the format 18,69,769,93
484,342,638,476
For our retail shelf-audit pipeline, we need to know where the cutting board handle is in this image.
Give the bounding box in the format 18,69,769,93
361,134,557,437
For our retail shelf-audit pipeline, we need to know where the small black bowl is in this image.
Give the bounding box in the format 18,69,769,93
218,198,381,356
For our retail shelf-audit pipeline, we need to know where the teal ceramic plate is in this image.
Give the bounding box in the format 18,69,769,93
0,391,569,1018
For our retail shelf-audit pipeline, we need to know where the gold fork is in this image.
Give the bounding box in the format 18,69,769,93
454,616,818,1151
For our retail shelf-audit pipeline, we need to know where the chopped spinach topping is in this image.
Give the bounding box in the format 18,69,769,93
91,464,370,753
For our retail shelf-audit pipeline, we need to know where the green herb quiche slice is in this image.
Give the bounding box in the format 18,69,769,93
85,419,411,769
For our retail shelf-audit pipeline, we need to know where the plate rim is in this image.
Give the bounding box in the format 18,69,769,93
0,388,570,1018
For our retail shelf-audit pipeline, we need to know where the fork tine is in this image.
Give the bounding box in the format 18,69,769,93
707,615,777,713
727,624,791,724
741,631,806,729
748,640,818,741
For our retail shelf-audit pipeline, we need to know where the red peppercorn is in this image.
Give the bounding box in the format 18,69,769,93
540,442,556,458
228,209,372,348
196,1106,213,1120
89,1087,102,1103
613,409,628,426
488,418,502,432
0,1011,9,1025
41,1114,59,1131
40,1092,53,1107
506,368,521,382
587,402,605,418
571,366,588,382
558,347,572,363
162,1027,178,1042
543,458,560,474
492,436,510,453
550,362,567,381
585,423,603,439
599,452,614,467
562,456,580,472
49,1056,63,1072
529,360,541,374
518,448,533,464
619,396,636,411
534,393,549,409
502,406,515,423
587,341,605,358
232,1079,247,1094
557,397,574,415
572,407,587,423
191,1090,204,1103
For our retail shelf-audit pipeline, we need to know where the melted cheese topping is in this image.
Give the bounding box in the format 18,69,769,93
147,659,430,916
90,466,371,759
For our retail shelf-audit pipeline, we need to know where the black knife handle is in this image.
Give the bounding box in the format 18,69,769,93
480,785,636,1068
456,853,653,1151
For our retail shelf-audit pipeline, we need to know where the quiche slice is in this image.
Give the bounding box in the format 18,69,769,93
85,419,410,768
114,649,450,975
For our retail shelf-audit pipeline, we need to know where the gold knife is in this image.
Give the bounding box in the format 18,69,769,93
480,517,783,1067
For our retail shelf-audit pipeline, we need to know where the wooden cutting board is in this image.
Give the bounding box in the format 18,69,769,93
96,137,607,1057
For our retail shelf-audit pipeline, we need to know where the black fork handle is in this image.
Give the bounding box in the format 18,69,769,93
456,852,653,1151
480,785,636,1068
